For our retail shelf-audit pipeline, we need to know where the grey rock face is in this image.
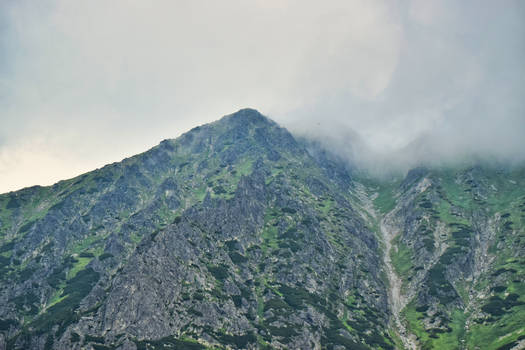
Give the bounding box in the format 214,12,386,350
0,109,523,350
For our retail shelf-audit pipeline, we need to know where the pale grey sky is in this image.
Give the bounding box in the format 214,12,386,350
1,0,524,192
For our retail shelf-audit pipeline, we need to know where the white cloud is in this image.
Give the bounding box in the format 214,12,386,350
0,0,524,191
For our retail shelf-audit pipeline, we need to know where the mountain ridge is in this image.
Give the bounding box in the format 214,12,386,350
0,109,524,350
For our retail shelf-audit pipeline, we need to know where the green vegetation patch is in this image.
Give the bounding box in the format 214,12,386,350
372,180,401,214
228,251,247,264
0,318,18,331
12,291,39,315
207,264,229,282
390,237,413,282
29,267,100,336
427,263,457,304
215,331,257,348
481,294,524,317
279,285,323,309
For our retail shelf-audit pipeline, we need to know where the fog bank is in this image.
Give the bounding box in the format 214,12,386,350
1,1,524,191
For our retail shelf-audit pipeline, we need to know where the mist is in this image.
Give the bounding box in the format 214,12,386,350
1,1,524,192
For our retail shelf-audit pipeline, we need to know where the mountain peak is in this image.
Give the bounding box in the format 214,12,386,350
2,110,524,350
220,108,275,126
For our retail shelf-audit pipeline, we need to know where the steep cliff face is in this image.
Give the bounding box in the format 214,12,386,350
0,109,523,350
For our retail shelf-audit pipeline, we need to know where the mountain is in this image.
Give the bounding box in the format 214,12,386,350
0,109,523,350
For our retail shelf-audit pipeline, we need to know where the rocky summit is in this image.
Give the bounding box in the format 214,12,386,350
0,109,523,350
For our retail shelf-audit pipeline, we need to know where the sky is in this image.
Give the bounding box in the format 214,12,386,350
1,0,524,192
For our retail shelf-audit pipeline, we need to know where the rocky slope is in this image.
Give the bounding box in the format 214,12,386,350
360,166,525,350
0,109,523,350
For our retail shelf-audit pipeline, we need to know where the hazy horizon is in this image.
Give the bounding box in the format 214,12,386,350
1,1,524,193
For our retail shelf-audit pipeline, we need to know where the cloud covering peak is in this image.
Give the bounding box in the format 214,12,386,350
1,0,524,192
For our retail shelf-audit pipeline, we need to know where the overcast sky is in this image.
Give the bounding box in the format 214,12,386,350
1,0,524,192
